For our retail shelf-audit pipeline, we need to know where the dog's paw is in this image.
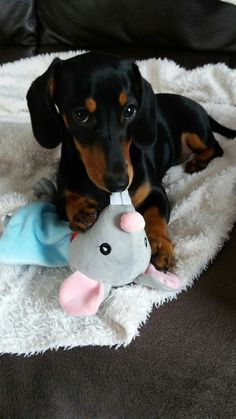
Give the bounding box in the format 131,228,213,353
185,158,208,174
69,198,98,232
150,237,174,272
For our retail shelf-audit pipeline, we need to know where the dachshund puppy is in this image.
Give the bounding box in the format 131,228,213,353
27,52,236,271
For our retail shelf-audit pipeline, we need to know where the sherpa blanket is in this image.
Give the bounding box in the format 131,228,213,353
0,52,235,355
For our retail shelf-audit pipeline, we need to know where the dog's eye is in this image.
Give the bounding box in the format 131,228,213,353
124,104,137,119
99,243,112,256
74,108,90,123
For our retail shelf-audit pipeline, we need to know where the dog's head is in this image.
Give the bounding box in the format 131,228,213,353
27,52,157,192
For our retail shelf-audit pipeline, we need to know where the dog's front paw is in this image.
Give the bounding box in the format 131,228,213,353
150,237,174,272
185,158,208,174
69,198,98,232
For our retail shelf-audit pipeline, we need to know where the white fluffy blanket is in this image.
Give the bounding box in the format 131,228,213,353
0,52,235,355
219,0,236,5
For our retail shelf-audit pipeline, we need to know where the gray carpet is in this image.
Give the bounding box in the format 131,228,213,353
0,225,235,419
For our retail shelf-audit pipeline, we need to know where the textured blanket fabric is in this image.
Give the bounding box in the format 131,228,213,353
0,53,235,354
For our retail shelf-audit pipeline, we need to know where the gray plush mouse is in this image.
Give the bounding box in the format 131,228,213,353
59,190,180,316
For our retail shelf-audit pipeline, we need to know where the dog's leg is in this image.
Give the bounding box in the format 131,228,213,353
144,207,174,272
64,192,99,232
137,186,174,272
182,132,223,174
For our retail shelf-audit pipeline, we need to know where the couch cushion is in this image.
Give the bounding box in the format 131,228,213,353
38,0,236,51
0,0,37,46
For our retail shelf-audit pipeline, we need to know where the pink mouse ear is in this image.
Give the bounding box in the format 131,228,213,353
120,211,145,233
59,271,104,316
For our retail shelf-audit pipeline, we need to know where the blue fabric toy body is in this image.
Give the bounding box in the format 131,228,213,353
0,202,71,267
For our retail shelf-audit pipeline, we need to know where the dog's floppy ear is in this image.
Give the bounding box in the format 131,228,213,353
27,58,63,149
132,64,158,150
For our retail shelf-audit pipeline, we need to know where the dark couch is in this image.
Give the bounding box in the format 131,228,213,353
0,1,236,418
2,0,236,66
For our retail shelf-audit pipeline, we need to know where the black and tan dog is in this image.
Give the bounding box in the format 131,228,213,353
27,52,236,271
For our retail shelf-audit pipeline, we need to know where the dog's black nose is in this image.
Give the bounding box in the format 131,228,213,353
105,175,129,192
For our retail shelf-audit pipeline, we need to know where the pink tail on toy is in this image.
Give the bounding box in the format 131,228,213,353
59,271,104,316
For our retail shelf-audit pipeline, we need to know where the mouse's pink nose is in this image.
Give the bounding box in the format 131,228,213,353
120,211,145,233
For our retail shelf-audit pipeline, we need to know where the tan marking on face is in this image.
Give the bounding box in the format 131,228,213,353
123,140,134,187
62,113,69,128
119,92,128,107
74,139,108,191
131,182,152,208
85,98,97,113
48,78,55,98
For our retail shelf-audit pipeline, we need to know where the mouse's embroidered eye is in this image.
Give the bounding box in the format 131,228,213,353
124,104,137,119
74,108,90,123
144,237,148,247
99,243,112,255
